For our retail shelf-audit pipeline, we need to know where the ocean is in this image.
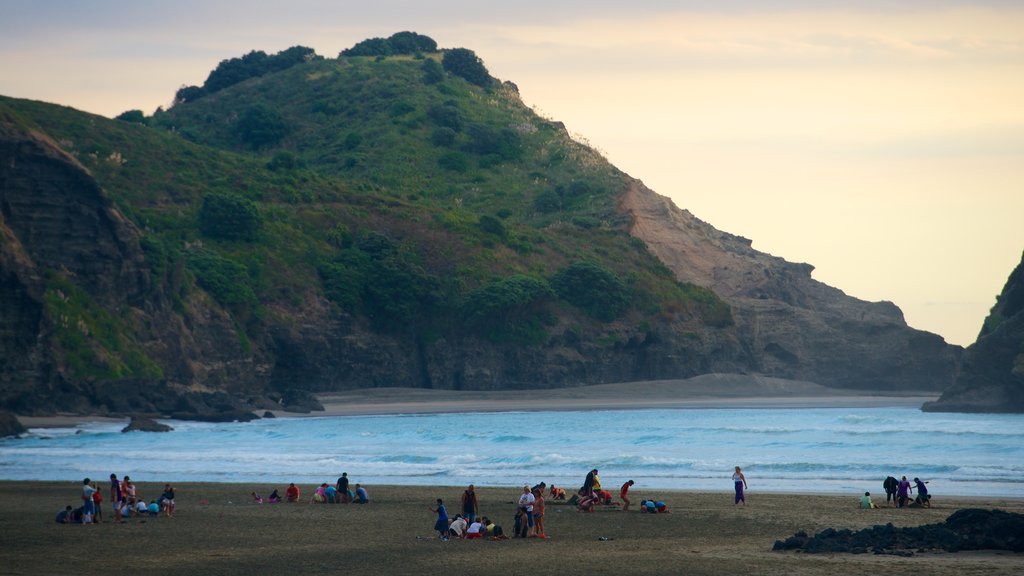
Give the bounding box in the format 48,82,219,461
2,407,1022,498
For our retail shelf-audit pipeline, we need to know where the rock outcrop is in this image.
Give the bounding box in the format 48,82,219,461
773,508,1024,554
0,410,26,437
621,181,960,391
924,250,1024,412
121,416,173,433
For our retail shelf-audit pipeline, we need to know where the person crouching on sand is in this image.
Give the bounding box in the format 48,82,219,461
550,485,566,500
860,492,876,509
286,483,299,503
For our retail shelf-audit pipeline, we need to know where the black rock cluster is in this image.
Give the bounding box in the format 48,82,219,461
773,509,1024,556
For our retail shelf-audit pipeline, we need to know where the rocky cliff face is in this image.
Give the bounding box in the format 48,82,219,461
621,181,960,391
923,251,1024,412
0,107,267,417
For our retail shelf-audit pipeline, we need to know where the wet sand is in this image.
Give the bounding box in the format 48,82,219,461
4,481,1020,576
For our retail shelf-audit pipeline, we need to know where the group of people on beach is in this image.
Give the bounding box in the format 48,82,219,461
866,475,931,509
57,474,175,524
430,469,692,542
250,473,369,506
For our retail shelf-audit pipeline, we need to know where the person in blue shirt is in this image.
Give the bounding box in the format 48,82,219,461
354,484,368,504
432,499,449,541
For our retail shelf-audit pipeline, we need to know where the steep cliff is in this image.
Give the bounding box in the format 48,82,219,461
923,251,1024,412
621,182,960,390
0,104,266,417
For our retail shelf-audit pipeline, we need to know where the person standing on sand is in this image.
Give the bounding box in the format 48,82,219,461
110,474,124,523
517,485,535,537
431,499,449,541
532,486,547,538
338,473,350,504
620,480,634,511
733,466,748,505
81,478,96,524
461,484,479,522
897,476,912,508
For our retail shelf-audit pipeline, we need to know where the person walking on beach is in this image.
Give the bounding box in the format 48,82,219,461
462,484,479,522
431,498,449,541
733,466,748,505
620,480,634,511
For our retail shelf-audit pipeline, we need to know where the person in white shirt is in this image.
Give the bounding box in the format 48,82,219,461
448,515,468,538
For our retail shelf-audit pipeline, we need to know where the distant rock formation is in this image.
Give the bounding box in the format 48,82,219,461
773,508,1024,554
924,250,1024,412
622,181,960,391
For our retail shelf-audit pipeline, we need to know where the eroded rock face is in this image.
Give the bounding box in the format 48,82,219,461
621,181,961,391
924,251,1024,412
0,106,267,417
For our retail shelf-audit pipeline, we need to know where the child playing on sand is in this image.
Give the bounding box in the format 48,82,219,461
620,480,634,511
268,489,281,503
432,499,449,541
286,483,300,503
550,485,566,500
312,484,327,504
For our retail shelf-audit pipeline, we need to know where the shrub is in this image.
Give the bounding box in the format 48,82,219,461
478,214,507,239
551,262,630,322
236,104,289,149
430,127,457,147
463,274,554,344
427,103,463,132
443,48,492,87
198,193,262,241
533,190,562,213
115,109,148,124
438,152,468,172
422,58,444,84
186,249,258,307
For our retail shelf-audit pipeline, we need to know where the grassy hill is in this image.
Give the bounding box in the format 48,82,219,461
0,37,734,410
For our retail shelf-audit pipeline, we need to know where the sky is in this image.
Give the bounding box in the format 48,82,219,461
2,1,1023,346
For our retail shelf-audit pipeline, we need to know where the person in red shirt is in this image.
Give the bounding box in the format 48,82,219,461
285,483,300,503
92,483,104,523
620,480,634,511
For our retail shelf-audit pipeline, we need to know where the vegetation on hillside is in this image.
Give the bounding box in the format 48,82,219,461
0,33,732,378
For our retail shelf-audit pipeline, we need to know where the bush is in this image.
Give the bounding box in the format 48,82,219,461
198,193,262,241
427,103,463,132
266,151,302,172
478,214,507,239
186,249,258,307
533,190,562,213
464,124,520,159
115,109,148,124
236,104,289,149
431,127,457,147
463,275,554,344
422,58,444,84
443,48,492,87
438,152,468,172
551,262,630,322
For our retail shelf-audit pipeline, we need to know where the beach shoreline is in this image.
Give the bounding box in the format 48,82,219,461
3,481,1020,576
16,375,940,428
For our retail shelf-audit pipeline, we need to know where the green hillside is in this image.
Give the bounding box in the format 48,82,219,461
0,36,731,384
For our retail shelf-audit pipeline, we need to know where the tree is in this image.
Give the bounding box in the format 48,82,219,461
387,31,438,54
442,48,491,87
341,37,392,57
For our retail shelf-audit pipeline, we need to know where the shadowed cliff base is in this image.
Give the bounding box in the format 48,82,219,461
311,374,938,417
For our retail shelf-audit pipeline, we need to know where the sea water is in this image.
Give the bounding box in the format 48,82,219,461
2,407,1022,498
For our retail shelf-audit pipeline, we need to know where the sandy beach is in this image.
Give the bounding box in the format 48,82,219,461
3,481,1020,576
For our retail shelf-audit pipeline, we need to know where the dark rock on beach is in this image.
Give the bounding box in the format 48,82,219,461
121,416,173,433
0,410,26,437
773,509,1024,555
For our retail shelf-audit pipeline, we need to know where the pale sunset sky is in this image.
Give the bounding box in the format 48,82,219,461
2,1,1022,346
